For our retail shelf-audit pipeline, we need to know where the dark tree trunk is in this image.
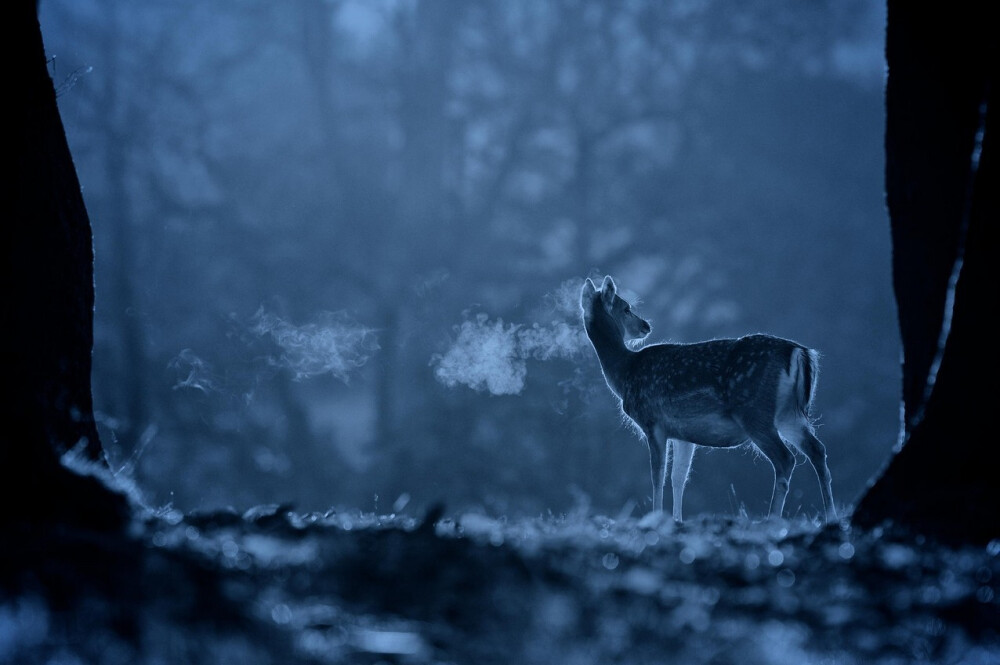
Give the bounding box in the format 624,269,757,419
852,2,997,545
2,3,129,528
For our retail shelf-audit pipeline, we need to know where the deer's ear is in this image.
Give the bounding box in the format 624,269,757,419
580,278,597,309
600,275,617,308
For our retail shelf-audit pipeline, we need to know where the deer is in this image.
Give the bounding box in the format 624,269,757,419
580,275,836,523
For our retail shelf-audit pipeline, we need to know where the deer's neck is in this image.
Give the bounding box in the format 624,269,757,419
585,314,633,397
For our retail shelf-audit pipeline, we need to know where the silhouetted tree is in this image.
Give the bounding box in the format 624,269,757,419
3,2,128,528
853,2,997,545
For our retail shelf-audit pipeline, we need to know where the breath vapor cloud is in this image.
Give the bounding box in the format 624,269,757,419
432,280,590,395
250,307,379,382
170,307,378,398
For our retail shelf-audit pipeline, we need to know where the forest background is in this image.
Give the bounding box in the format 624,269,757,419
40,0,895,521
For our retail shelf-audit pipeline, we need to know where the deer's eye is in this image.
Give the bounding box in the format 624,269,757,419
624,305,631,314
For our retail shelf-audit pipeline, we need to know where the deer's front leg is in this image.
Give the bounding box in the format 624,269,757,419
669,439,694,522
644,427,668,513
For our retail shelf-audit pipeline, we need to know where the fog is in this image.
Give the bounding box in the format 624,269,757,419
40,0,896,521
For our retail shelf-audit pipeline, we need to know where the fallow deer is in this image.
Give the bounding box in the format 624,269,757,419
580,275,836,522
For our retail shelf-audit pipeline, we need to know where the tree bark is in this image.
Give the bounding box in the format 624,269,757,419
2,2,129,528
852,1,997,545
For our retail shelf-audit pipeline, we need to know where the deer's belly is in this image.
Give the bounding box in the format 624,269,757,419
661,415,747,448
629,388,747,447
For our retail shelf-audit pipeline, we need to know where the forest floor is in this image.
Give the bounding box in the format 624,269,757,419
3,503,999,665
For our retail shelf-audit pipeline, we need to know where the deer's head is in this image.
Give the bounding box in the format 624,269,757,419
581,275,651,342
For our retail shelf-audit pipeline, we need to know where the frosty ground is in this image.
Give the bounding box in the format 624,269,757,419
3,505,998,665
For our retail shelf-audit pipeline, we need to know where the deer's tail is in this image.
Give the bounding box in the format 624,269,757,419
792,346,820,417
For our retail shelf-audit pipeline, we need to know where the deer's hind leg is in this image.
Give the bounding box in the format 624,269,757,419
643,425,668,513
781,422,837,521
742,420,796,519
